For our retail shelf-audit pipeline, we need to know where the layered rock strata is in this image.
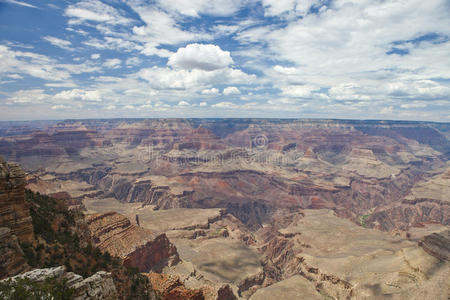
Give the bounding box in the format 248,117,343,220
86,211,180,272
420,230,450,261
0,157,34,243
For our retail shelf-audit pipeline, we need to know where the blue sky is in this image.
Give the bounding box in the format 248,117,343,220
0,0,449,121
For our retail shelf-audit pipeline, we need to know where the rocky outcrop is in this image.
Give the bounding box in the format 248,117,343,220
147,272,237,300
420,230,450,261
0,227,30,279
1,266,118,300
0,157,34,243
86,212,179,272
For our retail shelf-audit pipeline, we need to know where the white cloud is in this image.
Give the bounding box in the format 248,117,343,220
281,85,317,98
6,89,48,104
157,0,247,17
65,0,131,25
45,82,78,88
262,0,323,17
199,101,208,106
241,0,450,108
0,45,70,81
168,44,233,71
223,86,241,95
273,65,298,75
51,104,71,111
129,7,211,52
91,53,100,59
212,101,236,108
3,0,37,8
54,89,102,102
400,101,428,108
201,88,220,95
83,37,139,52
43,36,72,51
126,57,141,66
103,58,122,69
138,67,255,90
178,100,190,106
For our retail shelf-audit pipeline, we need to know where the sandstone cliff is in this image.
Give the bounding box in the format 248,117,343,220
86,211,179,272
0,157,34,243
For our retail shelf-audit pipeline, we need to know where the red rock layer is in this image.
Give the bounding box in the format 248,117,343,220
86,211,179,272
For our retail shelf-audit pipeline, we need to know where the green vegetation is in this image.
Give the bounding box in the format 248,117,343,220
0,277,73,300
25,190,80,247
359,214,370,228
16,189,153,299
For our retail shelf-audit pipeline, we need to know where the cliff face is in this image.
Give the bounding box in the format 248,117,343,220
86,212,179,272
0,227,30,279
0,157,34,244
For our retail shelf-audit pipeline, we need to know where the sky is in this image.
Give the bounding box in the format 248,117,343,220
0,0,449,121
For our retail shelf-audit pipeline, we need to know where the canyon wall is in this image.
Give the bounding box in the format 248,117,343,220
86,211,180,272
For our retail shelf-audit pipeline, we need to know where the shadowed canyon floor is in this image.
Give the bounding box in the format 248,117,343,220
1,118,449,299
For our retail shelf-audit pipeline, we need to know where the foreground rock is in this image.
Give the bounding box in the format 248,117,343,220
86,211,180,272
1,266,118,299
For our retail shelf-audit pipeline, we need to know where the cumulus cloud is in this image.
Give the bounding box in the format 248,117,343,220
168,44,233,71
281,85,318,98
201,88,220,95
223,86,241,95
138,67,255,90
54,89,101,102
178,100,190,106
91,53,100,59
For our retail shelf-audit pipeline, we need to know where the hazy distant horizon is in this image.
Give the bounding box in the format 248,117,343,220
1,117,449,124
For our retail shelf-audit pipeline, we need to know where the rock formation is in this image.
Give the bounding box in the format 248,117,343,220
147,272,237,300
1,266,118,300
0,227,30,279
0,157,34,243
420,230,450,261
86,211,179,272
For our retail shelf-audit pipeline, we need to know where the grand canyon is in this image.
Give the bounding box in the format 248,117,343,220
0,118,449,299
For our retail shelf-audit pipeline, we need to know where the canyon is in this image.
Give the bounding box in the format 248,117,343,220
0,118,449,299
